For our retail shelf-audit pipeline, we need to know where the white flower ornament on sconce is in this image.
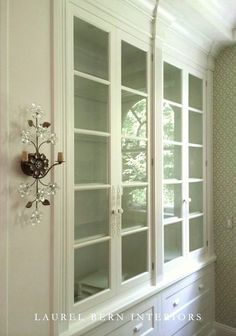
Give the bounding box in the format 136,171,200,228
18,103,65,225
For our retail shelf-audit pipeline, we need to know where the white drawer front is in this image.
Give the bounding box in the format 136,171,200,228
85,297,160,336
106,306,156,336
163,274,211,315
172,305,212,336
162,291,210,336
108,307,156,336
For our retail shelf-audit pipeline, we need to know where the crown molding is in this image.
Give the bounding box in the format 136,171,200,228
157,0,236,60
124,0,156,19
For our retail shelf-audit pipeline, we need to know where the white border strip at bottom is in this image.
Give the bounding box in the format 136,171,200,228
215,322,236,336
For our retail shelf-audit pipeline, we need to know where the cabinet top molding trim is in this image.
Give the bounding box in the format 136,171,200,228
69,0,155,40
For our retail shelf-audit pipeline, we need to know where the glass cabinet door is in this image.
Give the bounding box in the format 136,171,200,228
72,16,151,306
73,17,111,303
188,74,204,253
121,41,149,282
163,62,183,263
163,62,205,264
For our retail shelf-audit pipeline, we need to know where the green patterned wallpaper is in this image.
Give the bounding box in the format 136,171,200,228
214,46,236,327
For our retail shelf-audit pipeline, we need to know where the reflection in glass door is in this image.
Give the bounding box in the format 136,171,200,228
121,41,149,282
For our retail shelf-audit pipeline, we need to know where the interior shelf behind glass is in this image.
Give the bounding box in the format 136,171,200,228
163,184,182,220
74,241,109,303
122,230,147,281
164,62,182,104
74,76,109,132
189,216,204,252
189,147,203,179
164,221,182,263
189,74,203,110
189,182,203,215
74,17,108,80
74,189,109,242
189,110,202,145
122,41,147,93
74,133,108,184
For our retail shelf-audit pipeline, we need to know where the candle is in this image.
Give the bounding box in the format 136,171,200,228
57,152,64,163
21,151,28,162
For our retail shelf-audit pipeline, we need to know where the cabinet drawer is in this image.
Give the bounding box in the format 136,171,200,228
163,274,210,315
85,297,160,336
108,306,155,336
172,305,212,336
162,291,211,336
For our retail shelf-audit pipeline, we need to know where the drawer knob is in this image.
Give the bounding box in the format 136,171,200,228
173,298,180,307
133,322,143,333
198,284,204,290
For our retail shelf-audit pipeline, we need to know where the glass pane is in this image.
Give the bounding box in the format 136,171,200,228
189,111,202,144
189,147,203,179
122,187,147,231
189,182,203,215
74,242,109,302
75,134,108,184
122,231,147,281
164,222,182,263
164,62,182,104
74,17,108,79
122,91,147,138
122,41,147,92
122,139,147,182
189,74,203,110
189,216,204,251
74,189,109,242
163,102,182,142
163,184,182,220
74,76,108,132
164,144,182,180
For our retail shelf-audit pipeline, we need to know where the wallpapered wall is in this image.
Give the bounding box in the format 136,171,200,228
214,46,236,328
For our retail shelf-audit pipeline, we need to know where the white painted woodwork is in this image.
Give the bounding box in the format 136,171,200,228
0,0,226,335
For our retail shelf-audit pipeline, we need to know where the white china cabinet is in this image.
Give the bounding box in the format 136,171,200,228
56,1,215,335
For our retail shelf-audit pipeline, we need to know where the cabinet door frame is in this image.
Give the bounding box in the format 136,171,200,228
161,53,207,273
66,4,118,314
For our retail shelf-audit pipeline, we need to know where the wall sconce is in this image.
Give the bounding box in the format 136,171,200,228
18,103,65,225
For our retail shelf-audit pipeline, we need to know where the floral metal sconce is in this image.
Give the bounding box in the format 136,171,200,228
18,103,65,225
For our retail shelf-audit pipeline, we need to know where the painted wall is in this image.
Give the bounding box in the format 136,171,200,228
1,0,53,335
214,45,236,328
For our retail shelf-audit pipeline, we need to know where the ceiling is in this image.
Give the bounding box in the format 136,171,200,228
157,0,236,54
